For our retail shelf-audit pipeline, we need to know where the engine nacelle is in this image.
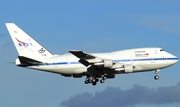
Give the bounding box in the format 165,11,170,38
114,65,134,73
124,65,134,73
103,59,113,68
94,59,113,68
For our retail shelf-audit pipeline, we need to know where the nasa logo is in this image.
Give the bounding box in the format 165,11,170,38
15,37,34,52
15,38,33,47
18,42,32,47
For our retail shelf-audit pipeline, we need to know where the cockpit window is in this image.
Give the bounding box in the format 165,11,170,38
160,49,165,51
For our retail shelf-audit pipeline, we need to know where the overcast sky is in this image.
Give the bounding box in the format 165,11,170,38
0,0,180,107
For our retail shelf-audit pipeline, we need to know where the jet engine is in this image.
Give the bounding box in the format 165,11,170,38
94,59,113,68
115,64,134,73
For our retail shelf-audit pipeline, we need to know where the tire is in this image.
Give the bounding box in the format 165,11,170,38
100,79,104,83
92,82,97,86
154,75,159,80
85,80,89,84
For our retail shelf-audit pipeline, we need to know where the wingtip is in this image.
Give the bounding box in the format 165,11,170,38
69,50,82,53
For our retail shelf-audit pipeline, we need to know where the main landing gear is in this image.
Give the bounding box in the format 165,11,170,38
85,75,107,86
154,69,160,80
100,75,106,83
84,77,99,86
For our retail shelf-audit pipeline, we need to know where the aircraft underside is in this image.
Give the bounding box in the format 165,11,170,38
25,62,169,86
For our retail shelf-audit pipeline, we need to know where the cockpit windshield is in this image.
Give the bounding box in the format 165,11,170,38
160,49,165,51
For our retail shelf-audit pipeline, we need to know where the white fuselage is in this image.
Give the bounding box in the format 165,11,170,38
6,23,178,84
16,48,178,76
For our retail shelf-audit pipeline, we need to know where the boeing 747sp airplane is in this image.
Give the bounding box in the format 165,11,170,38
5,23,179,86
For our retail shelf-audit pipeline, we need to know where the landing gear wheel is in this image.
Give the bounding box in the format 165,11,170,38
96,78,99,82
84,80,89,84
102,76,106,80
154,75,159,80
100,79,105,83
92,79,96,83
85,80,89,84
92,82,97,86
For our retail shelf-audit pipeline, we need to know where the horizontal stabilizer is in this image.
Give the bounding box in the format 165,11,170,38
18,56,44,64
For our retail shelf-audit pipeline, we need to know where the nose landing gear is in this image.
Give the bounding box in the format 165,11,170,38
154,69,160,80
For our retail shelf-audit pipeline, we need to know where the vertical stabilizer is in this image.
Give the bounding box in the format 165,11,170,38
5,23,53,59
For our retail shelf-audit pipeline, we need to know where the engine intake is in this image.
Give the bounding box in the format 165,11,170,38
124,65,133,73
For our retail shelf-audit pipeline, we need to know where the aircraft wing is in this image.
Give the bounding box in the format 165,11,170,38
69,50,134,74
69,50,118,67
69,50,95,66
69,50,95,59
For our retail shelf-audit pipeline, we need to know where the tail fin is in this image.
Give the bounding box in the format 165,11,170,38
5,23,53,59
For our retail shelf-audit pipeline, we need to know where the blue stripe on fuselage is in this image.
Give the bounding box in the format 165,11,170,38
18,57,178,67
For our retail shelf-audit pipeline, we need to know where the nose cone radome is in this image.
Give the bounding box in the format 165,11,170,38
168,54,179,65
173,56,179,64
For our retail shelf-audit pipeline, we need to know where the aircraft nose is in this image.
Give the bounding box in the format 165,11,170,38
168,55,179,65
174,56,179,63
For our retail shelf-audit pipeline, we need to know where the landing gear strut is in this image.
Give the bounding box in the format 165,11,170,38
100,75,106,83
92,78,99,86
154,69,160,80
